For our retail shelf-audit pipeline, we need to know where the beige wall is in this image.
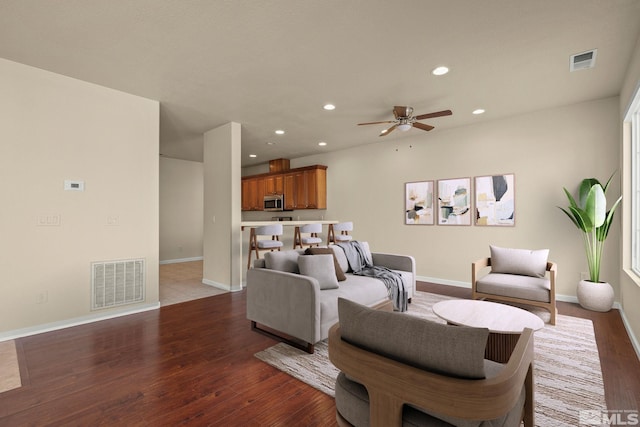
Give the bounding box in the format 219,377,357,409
0,58,159,335
203,122,243,291
281,97,621,299
160,157,203,262
619,34,640,351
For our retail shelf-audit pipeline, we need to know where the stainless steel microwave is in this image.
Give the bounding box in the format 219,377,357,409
263,194,284,211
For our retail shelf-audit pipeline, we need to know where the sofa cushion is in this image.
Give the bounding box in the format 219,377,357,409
305,247,346,281
490,245,549,278
264,250,303,273
318,275,389,340
298,255,340,290
330,245,350,273
338,298,488,379
476,272,551,303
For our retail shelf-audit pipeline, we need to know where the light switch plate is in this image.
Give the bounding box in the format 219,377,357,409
64,180,84,191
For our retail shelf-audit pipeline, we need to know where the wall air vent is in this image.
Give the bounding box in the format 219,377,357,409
91,259,145,310
570,49,597,72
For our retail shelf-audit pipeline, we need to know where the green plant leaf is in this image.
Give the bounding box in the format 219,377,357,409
569,205,593,232
579,178,600,209
563,187,579,210
585,185,606,228
597,195,622,241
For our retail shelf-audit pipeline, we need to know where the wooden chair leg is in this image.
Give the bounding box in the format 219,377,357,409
327,224,335,244
293,227,302,249
247,228,257,269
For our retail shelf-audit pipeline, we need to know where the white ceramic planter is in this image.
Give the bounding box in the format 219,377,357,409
577,280,615,312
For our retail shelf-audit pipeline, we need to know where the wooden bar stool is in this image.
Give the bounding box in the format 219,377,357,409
247,224,284,269
328,221,353,244
293,223,323,249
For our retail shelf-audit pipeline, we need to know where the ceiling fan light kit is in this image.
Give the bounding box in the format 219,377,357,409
358,106,452,137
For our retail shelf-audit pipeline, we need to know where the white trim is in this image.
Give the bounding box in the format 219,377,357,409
619,308,640,360
0,302,160,342
417,275,469,288
159,256,203,265
202,278,243,292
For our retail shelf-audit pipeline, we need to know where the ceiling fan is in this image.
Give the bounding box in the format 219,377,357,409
358,106,452,137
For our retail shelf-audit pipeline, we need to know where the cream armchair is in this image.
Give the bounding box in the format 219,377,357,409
472,245,557,325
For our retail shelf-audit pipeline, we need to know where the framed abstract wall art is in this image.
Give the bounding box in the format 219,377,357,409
405,181,434,225
474,174,515,226
437,177,471,225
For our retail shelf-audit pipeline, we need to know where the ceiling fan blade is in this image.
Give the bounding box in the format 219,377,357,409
358,120,396,126
393,106,411,119
379,124,397,137
413,122,435,132
414,109,453,120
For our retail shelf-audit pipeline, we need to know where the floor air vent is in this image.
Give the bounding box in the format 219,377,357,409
92,259,145,310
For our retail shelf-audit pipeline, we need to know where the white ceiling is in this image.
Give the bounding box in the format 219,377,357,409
1,0,639,167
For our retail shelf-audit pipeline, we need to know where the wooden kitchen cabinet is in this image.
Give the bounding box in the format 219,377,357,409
283,166,327,209
241,177,265,211
282,173,296,210
264,174,284,195
305,167,326,209
242,165,327,211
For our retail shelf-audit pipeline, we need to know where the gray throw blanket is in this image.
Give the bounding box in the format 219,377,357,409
336,241,408,312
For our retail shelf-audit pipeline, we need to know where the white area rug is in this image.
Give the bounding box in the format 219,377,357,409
255,292,607,427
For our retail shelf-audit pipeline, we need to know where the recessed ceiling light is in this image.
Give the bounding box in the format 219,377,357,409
432,66,449,76
318,141,327,146
275,129,285,135
323,104,336,111
472,109,485,115
266,141,276,145
249,154,257,158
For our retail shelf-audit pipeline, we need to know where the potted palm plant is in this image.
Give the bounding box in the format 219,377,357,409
559,173,622,311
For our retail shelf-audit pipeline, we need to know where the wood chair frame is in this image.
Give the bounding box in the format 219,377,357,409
246,226,283,269
328,323,535,427
472,257,557,325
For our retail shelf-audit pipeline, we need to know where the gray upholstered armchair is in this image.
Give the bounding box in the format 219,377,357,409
329,298,535,427
472,245,557,325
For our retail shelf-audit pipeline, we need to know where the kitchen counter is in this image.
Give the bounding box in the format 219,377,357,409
241,220,337,230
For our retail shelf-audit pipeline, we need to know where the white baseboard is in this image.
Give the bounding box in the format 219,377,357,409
159,256,203,265
619,308,640,360
0,302,160,343
202,278,243,292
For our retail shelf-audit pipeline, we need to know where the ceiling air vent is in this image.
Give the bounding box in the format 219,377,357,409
570,49,597,72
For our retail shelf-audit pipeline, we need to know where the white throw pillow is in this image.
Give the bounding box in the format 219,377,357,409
490,245,549,278
298,254,340,290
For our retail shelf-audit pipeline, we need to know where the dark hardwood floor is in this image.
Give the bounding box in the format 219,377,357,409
1,278,638,426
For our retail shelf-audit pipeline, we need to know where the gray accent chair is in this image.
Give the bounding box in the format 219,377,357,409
329,298,535,427
472,246,557,325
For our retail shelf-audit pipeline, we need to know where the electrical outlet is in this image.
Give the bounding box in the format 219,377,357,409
37,214,61,226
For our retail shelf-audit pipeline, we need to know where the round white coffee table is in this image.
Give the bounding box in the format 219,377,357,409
432,299,544,362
